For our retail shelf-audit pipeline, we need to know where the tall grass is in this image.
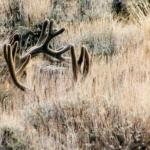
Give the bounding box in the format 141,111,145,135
0,0,150,149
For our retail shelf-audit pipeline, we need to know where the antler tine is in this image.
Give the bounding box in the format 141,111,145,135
54,45,73,60
14,40,31,77
12,42,18,64
70,46,90,81
4,44,27,91
49,19,54,32
71,46,78,81
78,47,85,69
53,28,65,38
3,42,31,91
82,46,90,77
37,19,49,45
43,19,65,46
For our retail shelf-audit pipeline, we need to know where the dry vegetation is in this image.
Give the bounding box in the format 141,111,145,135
0,0,150,149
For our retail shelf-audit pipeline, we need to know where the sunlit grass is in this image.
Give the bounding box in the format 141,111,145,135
0,0,150,149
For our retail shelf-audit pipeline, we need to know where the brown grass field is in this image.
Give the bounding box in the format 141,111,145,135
0,0,150,149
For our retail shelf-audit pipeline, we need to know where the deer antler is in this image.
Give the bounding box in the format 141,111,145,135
3,42,31,91
3,19,90,91
71,46,90,81
3,19,73,91
20,19,72,61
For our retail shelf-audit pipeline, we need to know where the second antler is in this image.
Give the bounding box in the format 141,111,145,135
71,46,90,81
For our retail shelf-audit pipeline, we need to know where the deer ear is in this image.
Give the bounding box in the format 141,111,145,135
37,19,49,44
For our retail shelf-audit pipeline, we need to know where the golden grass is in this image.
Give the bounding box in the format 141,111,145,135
22,0,50,22
0,0,150,149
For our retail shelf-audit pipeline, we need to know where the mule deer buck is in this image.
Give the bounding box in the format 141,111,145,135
3,19,90,91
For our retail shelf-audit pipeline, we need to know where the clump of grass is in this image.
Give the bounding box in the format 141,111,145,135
0,127,27,150
22,0,50,24
22,96,150,149
81,27,115,56
0,115,29,150
49,0,78,22
0,0,150,149
23,101,65,136
0,0,25,28
112,0,150,24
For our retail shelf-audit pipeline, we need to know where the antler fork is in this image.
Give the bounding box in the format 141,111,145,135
20,19,72,61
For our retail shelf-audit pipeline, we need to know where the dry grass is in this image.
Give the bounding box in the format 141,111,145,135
0,0,150,149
